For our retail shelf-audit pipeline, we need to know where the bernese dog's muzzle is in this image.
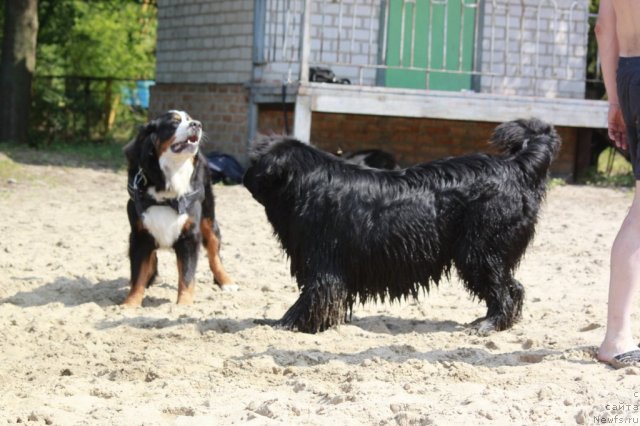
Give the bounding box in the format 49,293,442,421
170,120,202,154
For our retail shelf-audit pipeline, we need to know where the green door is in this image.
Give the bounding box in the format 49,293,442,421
385,0,477,91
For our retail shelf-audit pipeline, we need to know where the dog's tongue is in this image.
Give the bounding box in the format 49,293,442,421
188,135,198,143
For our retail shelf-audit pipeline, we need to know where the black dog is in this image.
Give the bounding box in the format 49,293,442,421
244,118,560,333
123,110,237,307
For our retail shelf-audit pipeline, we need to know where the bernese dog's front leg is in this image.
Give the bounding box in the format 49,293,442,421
174,234,200,305
201,218,237,291
123,232,157,307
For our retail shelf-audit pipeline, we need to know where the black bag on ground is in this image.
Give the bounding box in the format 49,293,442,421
205,152,245,185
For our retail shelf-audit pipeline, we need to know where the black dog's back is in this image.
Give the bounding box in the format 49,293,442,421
245,119,561,333
336,148,399,170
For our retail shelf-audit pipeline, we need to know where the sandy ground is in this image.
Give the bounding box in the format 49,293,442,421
1,152,640,425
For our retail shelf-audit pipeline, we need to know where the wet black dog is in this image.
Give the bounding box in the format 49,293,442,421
244,118,560,333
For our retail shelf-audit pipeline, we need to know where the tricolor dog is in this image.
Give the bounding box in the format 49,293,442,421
123,110,237,307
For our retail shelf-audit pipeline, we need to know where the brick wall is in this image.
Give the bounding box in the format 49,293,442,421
150,83,250,160
156,0,254,84
259,107,576,177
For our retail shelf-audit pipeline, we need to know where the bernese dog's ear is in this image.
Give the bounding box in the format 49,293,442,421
124,119,158,163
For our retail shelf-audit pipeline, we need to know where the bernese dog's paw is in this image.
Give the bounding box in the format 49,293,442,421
219,283,239,292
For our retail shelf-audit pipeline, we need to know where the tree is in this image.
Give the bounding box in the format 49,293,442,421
30,0,156,144
0,0,39,144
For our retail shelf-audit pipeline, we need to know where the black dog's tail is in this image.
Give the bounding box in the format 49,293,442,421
489,118,561,179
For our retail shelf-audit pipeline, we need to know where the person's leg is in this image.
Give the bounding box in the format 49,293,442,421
598,180,640,363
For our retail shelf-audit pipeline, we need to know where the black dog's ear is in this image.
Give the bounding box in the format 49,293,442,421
140,119,158,145
244,134,298,199
249,134,287,163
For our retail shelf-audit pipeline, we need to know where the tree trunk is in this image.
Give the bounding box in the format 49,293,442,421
0,0,39,144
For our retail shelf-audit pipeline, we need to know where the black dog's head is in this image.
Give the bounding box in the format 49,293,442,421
490,117,560,157
244,135,309,204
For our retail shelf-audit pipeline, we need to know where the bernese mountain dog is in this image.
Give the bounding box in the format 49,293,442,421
122,110,237,307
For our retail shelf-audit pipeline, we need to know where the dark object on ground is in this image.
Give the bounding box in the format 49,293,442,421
309,67,351,84
205,152,245,185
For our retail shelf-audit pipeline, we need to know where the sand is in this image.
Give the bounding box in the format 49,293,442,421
1,153,639,425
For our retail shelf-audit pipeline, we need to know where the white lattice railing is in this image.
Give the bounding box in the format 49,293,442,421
256,0,600,99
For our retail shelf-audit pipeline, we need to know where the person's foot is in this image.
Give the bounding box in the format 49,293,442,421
598,339,640,368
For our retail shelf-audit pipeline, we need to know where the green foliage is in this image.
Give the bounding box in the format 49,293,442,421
581,170,635,187
548,177,567,189
580,147,635,187
34,0,156,79
586,0,605,100
0,138,127,171
27,0,157,146
60,1,156,79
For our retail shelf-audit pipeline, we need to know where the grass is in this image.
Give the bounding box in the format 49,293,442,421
579,147,635,187
548,177,568,189
0,140,127,171
0,153,29,183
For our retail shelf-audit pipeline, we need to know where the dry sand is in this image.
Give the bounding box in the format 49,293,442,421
1,153,639,425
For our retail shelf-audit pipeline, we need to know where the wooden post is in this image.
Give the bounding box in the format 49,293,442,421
293,0,312,143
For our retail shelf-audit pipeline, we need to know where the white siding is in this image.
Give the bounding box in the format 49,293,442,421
155,0,254,84
156,0,590,99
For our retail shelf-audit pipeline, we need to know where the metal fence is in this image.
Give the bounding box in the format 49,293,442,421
31,76,150,144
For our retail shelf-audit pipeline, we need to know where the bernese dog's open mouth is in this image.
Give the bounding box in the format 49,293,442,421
170,134,200,153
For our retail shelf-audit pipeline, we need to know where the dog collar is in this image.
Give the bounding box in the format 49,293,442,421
127,168,146,199
128,167,202,216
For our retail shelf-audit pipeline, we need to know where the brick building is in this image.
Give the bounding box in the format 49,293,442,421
151,0,606,179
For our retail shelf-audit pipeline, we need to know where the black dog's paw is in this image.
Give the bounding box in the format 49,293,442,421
469,315,517,335
253,318,296,331
254,318,280,327
468,317,498,335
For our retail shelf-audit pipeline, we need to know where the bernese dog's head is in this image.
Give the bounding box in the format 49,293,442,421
125,110,204,195
127,110,202,161
151,110,202,157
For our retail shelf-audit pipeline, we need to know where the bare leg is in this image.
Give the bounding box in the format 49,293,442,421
598,181,640,362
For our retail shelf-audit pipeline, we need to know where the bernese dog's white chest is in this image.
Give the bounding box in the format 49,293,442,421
142,158,195,248
142,207,189,248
